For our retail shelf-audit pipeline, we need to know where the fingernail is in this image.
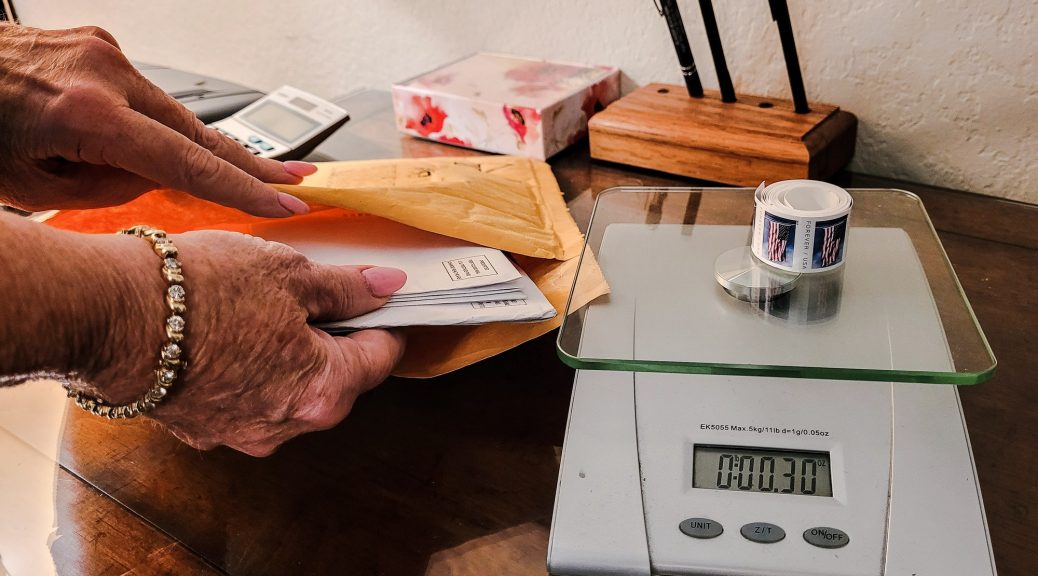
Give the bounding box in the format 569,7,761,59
277,192,310,215
362,267,407,297
283,161,318,178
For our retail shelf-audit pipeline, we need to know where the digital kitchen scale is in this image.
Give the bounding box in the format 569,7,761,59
548,189,997,576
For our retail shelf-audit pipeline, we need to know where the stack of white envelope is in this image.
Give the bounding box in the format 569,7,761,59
252,214,557,330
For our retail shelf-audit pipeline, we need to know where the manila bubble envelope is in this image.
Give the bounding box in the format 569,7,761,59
251,212,556,328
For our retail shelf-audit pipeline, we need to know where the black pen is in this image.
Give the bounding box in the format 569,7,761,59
769,0,810,113
698,0,736,102
659,0,703,98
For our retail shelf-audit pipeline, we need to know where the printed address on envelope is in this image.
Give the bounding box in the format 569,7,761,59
443,255,499,281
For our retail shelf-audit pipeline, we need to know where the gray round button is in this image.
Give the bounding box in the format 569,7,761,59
803,527,850,549
740,522,785,543
679,518,724,539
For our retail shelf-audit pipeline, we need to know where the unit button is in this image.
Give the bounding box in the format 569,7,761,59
740,522,785,543
803,527,850,549
678,517,723,539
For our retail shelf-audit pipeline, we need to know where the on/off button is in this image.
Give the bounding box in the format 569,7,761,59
803,527,850,549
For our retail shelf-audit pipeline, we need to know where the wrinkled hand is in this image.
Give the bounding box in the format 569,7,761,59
0,24,310,216
89,230,407,456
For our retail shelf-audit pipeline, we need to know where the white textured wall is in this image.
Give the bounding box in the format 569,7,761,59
17,0,1038,204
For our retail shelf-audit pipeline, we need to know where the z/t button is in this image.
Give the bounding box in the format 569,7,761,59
740,522,785,543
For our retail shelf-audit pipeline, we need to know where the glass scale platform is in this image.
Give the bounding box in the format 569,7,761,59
557,188,996,385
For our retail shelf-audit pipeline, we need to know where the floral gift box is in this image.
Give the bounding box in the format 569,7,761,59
392,53,620,159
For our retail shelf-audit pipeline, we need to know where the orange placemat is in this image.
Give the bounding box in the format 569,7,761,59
47,189,307,234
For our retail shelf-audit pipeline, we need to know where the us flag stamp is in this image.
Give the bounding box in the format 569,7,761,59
762,212,797,265
812,216,848,269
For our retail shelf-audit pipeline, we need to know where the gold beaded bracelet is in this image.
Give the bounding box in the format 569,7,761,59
63,226,186,419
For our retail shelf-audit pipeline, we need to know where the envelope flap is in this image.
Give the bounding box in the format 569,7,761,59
275,156,583,260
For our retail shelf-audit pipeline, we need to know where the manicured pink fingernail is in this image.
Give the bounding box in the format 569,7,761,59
362,267,407,297
283,161,318,178
277,192,310,215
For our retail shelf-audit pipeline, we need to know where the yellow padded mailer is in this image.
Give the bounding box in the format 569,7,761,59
275,156,583,261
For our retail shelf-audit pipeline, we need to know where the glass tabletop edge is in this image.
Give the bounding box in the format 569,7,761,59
556,348,997,386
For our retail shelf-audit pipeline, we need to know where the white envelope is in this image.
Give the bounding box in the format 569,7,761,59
252,215,521,295
389,286,521,302
384,289,527,308
321,271,555,330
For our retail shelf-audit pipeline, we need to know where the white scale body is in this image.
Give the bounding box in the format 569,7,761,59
548,225,996,576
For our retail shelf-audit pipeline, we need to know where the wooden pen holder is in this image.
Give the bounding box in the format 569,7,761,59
588,83,857,186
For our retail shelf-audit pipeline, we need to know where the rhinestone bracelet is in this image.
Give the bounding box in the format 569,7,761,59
64,226,186,419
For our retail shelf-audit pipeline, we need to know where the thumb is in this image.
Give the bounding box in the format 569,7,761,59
300,264,407,322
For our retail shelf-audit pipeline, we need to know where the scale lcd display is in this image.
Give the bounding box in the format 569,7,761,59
693,445,832,497
241,101,320,143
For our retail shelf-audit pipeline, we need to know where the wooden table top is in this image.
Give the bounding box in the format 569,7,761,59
48,120,1037,575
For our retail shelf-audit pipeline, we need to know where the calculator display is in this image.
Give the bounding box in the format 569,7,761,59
241,101,320,143
289,96,317,111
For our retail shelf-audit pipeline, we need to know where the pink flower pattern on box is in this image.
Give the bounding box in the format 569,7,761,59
502,105,542,146
505,61,591,97
404,96,448,137
438,135,469,146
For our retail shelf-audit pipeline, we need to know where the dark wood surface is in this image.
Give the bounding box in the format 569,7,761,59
50,143,1037,575
52,468,221,576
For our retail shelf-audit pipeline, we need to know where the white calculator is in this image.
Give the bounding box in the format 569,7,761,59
208,85,349,161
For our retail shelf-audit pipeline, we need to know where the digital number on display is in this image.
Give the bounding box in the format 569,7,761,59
692,445,833,497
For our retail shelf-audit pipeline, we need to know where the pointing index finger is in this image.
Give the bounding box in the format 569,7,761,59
126,76,305,187
103,107,307,217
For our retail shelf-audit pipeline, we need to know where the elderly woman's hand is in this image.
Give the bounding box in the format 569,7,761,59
82,229,407,456
0,23,310,216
